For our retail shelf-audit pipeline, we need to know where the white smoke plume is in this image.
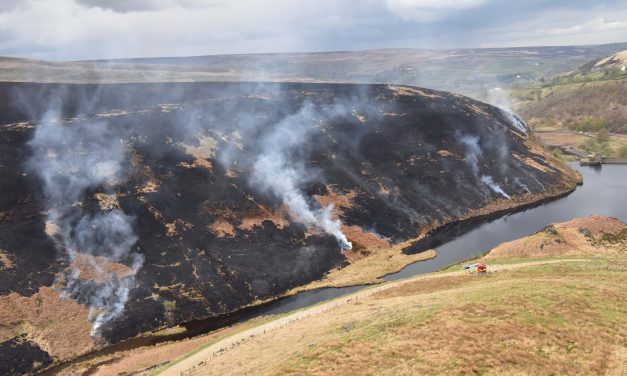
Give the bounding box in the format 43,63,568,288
28,109,143,336
513,177,532,194
486,87,544,195
458,133,482,174
480,175,511,199
507,112,528,134
248,102,352,251
486,87,528,134
458,132,511,200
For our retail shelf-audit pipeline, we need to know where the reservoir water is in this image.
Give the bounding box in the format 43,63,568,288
386,163,627,279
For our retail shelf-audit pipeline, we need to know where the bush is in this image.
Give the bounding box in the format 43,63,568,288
597,128,610,142
571,118,609,132
549,148,576,162
580,138,610,155
580,138,596,152
551,148,564,160
618,145,627,158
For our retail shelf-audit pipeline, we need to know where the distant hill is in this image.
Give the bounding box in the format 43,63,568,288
2,42,627,98
591,49,627,70
527,49,627,88
517,80,627,133
515,49,627,135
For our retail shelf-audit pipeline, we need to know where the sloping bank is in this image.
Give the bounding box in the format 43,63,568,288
161,215,626,376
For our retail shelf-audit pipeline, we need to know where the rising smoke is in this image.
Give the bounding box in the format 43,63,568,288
28,108,142,336
247,102,352,251
481,85,544,195
486,87,528,134
457,132,511,200
480,175,511,199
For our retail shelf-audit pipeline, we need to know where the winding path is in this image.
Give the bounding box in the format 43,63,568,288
160,258,584,376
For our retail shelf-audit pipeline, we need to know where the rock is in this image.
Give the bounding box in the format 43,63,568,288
578,227,593,238
543,225,559,235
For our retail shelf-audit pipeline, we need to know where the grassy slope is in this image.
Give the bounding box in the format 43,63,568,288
179,259,626,376
513,63,627,157
165,216,627,376
294,263,625,376
512,48,627,132
516,79,627,157
515,78,627,131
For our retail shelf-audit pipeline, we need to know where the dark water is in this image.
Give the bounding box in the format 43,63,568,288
385,163,627,279
44,164,627,373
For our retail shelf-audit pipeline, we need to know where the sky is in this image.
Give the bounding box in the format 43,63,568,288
0,0,626,61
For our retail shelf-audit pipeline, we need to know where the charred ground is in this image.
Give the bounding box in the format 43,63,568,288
0,82,578,374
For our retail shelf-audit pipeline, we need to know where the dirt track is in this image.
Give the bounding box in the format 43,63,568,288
160,258,584,376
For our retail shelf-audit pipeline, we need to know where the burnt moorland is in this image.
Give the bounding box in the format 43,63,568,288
0,82,578,374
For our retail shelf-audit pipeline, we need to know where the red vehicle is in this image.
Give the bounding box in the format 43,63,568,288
476,263,487,274
462,263,488,275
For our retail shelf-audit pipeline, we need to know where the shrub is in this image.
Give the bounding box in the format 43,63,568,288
580,138,610,155
580,138,595,151
618,145,627,158
573,118,609,132
597,128,610,142
551,148,564,160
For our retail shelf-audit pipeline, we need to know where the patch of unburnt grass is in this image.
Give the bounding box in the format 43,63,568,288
373,275,476,299
273,260,626,376
278,305,442,376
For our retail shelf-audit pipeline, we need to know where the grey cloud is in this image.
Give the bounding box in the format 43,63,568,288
0,0,24,12
76,0,216,13
0,0,626,60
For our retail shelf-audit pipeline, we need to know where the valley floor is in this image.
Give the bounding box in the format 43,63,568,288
55,216,626,376
534,128,627,158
